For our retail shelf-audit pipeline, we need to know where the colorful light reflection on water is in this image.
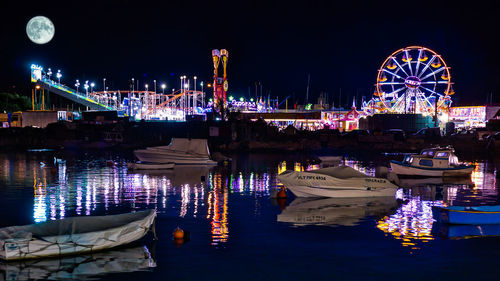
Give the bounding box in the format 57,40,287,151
277,157,499,253
0,152,498,251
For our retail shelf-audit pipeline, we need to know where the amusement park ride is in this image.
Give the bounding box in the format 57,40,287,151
30,49,232,121
211,49,229,117
29,46,456,128
363,46,454,117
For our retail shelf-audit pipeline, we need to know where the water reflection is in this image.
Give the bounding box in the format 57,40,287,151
0,245,155,280
437,224,500,240
275,157,499,252
0,152,498,251
0,154,282,247
377,160,498,252
278,197,399,227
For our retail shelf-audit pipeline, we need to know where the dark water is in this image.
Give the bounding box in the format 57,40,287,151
0,150,499,280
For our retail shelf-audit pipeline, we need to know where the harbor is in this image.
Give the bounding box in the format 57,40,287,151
2,0,500,280
0,150,499,279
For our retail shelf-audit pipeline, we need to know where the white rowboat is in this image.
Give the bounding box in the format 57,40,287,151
0,210,156,261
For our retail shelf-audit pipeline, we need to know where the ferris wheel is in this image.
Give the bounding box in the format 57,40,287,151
366,46,454,115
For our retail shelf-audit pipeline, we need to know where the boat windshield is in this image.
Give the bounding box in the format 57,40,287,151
435,151,450,158
420,150,435,157
403,155,412,163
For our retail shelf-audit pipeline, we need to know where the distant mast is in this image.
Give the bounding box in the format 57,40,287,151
306,74,310,105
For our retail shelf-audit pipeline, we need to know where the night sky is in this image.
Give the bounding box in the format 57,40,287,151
1,0,499,107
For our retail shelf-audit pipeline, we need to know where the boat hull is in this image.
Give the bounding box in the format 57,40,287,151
390,161,474,177
433,206,500,224
127,162,174,170
286,185,397,198
278,170,399,198
134,150,216,165
0,210,156,261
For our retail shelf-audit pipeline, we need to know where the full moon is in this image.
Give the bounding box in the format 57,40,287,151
26,16,55,44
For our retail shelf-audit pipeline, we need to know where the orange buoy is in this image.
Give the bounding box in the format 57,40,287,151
277,187,287,199
173,227,184,239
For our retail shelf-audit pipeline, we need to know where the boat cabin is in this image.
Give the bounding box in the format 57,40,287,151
402,147,460,169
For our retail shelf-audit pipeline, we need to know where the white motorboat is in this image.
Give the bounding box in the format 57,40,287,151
133,138,217,165
0,245,156,280
0,210,156,261
277,197,399,226
277,166,399,198
127,162,174,170
390,146,474,177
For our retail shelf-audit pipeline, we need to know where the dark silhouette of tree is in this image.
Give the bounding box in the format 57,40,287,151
0,93,31,112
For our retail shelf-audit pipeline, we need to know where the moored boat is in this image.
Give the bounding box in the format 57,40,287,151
127,162,174,170
432,205,500,224
277,166,399,198
133,138,217,165
0,210,156,261
390,146,474,177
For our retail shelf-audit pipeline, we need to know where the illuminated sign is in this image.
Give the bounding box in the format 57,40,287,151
449,106,486,120
30,64,43,82
404,76,421,89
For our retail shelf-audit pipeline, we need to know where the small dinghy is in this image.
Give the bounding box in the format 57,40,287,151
127,162,174,170
0,210,156,261
432,205,500,224
277,166,399,198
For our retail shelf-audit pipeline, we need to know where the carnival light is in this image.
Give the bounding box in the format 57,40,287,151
366,46,453,116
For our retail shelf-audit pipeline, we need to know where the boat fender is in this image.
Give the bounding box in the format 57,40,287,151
277,187,287,199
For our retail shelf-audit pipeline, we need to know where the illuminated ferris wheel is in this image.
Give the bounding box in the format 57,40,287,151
366,46,454,115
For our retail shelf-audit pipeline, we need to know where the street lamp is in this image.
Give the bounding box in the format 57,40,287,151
103,78,106,92
153,80,156,94
194,76,197,92
161,84,166,94
75,80,80,94
90,82,95,93
131,78,135,92
84,81,89,96
47,68,52,80
56,70,62,84
145,84,149,92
